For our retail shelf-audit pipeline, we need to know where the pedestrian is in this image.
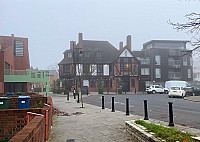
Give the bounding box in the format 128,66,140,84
73,88,76,99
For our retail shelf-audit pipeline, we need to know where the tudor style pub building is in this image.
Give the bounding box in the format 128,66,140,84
59,33,140,92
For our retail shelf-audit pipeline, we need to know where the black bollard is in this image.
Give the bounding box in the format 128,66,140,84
144,100,149,120
168,102,174,126
126,98,129,115
77,93,80,103
135,88,136,94
102,96,105,109
111,97,115,112
67,92,69,100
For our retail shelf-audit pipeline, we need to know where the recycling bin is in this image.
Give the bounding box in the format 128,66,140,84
18,96,30,109
0,97,10,110
7,92,14,96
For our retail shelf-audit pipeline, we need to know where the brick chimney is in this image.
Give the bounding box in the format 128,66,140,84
119,42,123,50
70,41,76,50
78,33,83,49
126,35,131,51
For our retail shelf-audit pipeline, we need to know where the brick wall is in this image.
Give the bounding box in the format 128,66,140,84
9,116,45,142
0,96,52,141
0,108,43,141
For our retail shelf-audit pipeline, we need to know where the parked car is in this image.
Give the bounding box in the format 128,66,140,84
168,86,185,98
146,85,169,94
183,86,200,96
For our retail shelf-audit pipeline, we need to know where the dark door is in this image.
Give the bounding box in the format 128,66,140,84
122,76,130,92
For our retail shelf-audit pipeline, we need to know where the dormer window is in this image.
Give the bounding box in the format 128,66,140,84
84,52,90,58
68,52,72,58
96,51,102,58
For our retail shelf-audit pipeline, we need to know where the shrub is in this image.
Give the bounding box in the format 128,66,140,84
98,89,103,94
118,89,122,94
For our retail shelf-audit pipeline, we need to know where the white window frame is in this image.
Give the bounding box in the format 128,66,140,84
155,55,160,65
155,68,161,78
188,69,191,78
141,68,150,75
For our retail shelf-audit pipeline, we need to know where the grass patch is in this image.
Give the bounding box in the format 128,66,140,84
135,120,196,142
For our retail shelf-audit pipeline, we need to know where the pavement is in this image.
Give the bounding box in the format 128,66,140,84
184,96,200,102
48,92,200,142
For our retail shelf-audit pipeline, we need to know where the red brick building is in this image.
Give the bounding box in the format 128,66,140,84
0,34,30,94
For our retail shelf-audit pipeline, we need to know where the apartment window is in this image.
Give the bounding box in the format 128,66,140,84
97,64,103,73
155,55,160,65
141,68,150,75
31,72,36,78
155,68,161,78
37,72,41,78
14,40,24,56
63,65,70,73
138,57,150,65
188,69,191,78
5,62,11,75
183,56,187,66
67,52,72,58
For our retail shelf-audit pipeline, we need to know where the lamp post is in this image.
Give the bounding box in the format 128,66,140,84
73,43,84,107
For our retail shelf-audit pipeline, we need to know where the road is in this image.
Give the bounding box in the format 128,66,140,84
83,93,200,129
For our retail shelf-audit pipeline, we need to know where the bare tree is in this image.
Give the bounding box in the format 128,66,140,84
169,8,200,55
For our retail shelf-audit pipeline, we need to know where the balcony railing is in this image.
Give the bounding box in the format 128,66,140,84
168,60,181,68
168,72,181,79
4,69,29,75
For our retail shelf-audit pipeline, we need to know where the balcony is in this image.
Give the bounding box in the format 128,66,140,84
168,60,181,68
4,69,49,83
168,72,181,79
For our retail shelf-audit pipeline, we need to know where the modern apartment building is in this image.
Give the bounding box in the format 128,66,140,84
0,34,30,93
134,40,193,88
59,33,140,92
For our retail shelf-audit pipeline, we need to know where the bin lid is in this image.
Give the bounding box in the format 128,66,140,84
7,92,14,94
18,96,30,99
0,97,10,100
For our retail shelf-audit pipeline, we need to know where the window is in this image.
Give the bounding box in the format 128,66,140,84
96,52,102,58
155,55,160,65
63,65,70,73
120,58,131,72
131,79,135,88
90,64,97,76
138,57,150,65
5,62,10,75
67,52,72,58
103,64,109,75
84,52,90,58
155,68,161,78
31,72,36,78
183,56,187,66
83,64,90,73
14,40,24,56
188,69,191,78
141,68,149,75
97,64,103,73
37,72,41,78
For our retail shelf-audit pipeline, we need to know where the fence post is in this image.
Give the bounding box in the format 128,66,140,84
111,97,115,112
126,98,129,115
144,100,149,120
102,96,105,109
168,102,174,126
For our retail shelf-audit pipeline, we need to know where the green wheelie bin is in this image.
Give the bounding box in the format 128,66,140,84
0,97,11,110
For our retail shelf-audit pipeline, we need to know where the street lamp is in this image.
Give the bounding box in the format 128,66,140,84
73,43,84,107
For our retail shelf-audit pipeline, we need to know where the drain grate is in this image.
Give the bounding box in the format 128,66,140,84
66,139,75,142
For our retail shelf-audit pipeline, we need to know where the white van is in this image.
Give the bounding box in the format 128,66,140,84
165,81,189,90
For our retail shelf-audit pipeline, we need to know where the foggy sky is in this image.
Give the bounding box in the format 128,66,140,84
0,0,199,69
